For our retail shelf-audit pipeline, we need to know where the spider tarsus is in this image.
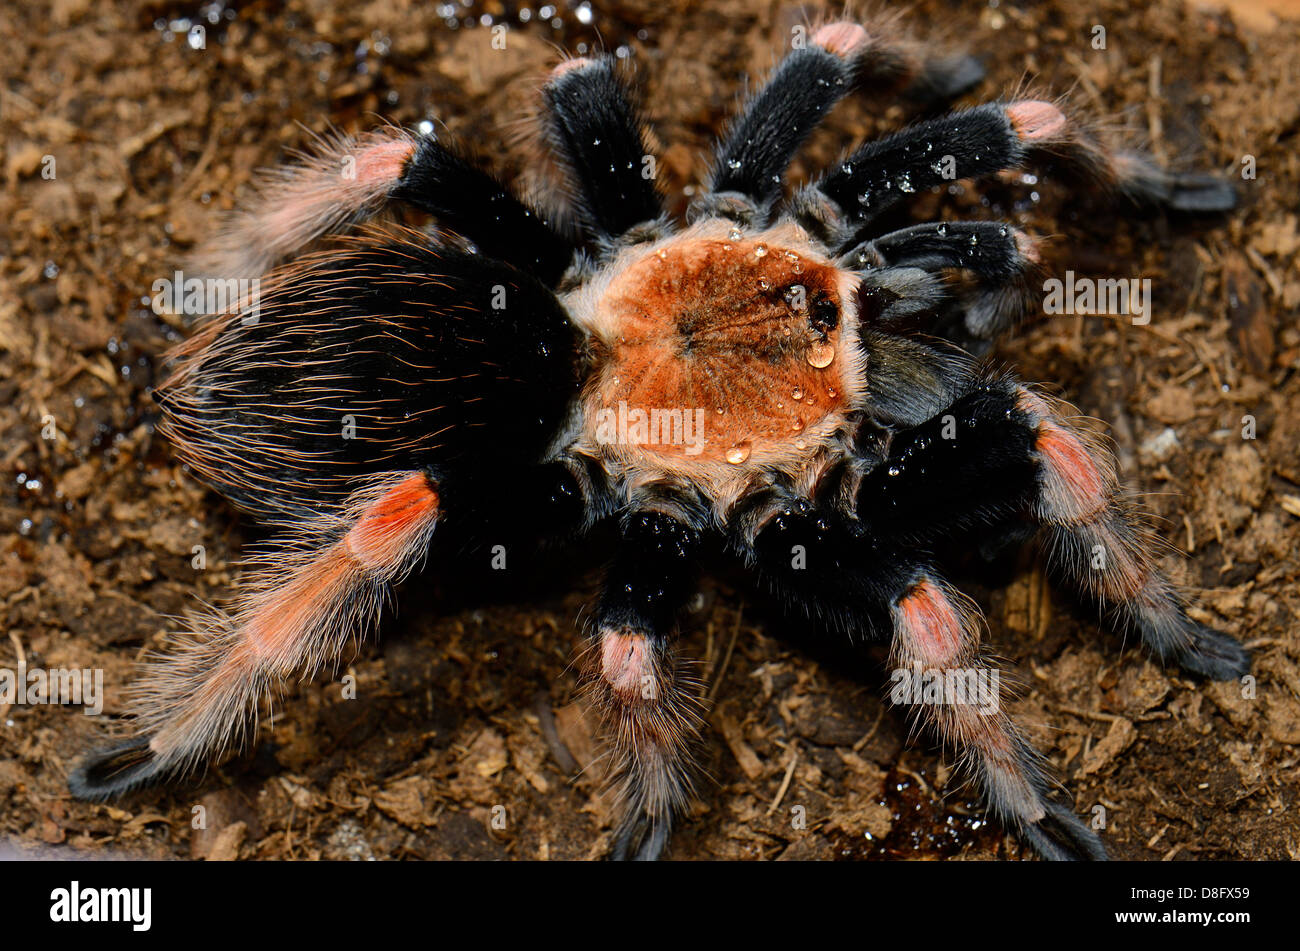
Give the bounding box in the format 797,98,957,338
610,813,673,862
67,736,163,802
1167,622,1253,681
1019,802,1108,861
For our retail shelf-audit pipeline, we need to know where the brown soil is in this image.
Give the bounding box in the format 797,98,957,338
2,0,1298,861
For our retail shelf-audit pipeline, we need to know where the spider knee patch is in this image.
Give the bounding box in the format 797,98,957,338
812,22,869,59
599,628,657,701
198,130,417,279
891,577,973,668
1006,100,1067,143
1017,389,1113,524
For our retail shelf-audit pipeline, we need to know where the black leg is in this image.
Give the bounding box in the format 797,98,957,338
848,220,1042,344
697,19,983,225
729,496,1107,860
390,135,574,283
852,371,1251,681
586,506,705,861
198,128,573,285
793,100,1236,250
541,57,664,241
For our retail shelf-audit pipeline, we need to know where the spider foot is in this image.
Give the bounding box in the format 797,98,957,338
1018,800,1108,861
609,811,673,862
68,736,163,801
1167,622,1251,681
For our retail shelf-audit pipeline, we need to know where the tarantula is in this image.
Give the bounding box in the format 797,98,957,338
72,16,1248,861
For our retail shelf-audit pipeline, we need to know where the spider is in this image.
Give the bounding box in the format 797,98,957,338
71,15,1248,862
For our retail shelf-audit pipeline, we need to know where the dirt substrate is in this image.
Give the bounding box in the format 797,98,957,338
1,0,1298,860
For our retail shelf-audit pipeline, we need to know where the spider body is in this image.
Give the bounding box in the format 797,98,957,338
71,16,1248,862
568,219,861,503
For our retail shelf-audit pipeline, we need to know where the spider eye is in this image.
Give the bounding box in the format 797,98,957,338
810,295,839,331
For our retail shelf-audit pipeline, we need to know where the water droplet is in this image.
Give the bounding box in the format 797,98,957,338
757,277,771,291
792,387,804,400
887,466,901,477
785,251,800,263
657,249,668,260
795,438,808,450
782,326,792,337
790,417,804,431
897,174,915,193
840,162,854,176
857,192,872,206
936,223,948,237
727,158,743,171
754,244,768,258
728,227,743,240
807,343,835,368
726,442,752,464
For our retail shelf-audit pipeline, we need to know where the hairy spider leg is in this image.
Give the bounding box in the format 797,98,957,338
792,99,1237,257
69,472,441,798
583,507,706,861
851,369,1250,680
729,498,1106,859
698,17,982,224
197,129,572,285
541,56,664,240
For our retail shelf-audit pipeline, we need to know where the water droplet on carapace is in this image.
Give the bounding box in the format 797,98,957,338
753,244,768,258
728,227,743,240
726,442,752,464
807,343,835,368
790,416,805,431
757,277,771,291
795,438,808,450
792,387,804,400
